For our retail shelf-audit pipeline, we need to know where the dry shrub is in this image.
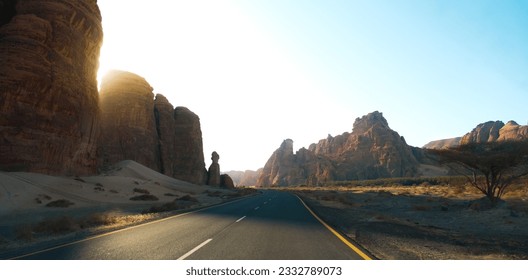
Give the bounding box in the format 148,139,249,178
144,200,189,214
46,199,74,208
164,193,178,197
74,177,85,183
133,188,150,194
130,194,158,201
34,216,77,234
412,205,432,211
35,194,52,204
204,190,223,197
178,194,198,202
14,225,34,241
80,212,119,228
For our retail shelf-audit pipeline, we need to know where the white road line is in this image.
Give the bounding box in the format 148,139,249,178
235,216,246,223
177,238,212,260
263,201,268,204
254,206,260,210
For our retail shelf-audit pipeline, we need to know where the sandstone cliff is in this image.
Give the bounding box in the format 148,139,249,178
256,111,420,187
173,107,207,185
0,0,103,175
98,71,207,185
154,94,177,176
99,70,161,171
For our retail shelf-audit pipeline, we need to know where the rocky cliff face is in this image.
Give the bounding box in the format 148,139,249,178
460,121,504,145
99,70,161,171
256,112,420,187
98,70,207,185
0,0,103,175
173,107,207,185
154,94,177,176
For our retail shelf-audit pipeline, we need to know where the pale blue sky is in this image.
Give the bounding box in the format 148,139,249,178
98,0,528,171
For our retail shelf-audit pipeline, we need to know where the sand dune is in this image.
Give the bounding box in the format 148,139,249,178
0,160,237,240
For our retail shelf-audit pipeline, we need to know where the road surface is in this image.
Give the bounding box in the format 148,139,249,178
10,190,369,260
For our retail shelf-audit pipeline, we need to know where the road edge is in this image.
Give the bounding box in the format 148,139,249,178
295,195,374,260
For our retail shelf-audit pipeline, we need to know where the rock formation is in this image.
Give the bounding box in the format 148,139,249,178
220,174,235,188
423,138,462,150
207,152,221,186
256,111,420,187
425,120,528,149
173,107,207,185
98,70,207,185
0,0,103,175
154,94,177,176
99,70,161,171
460,121,504,145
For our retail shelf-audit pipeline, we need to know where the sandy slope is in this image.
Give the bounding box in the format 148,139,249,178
0,160,236,240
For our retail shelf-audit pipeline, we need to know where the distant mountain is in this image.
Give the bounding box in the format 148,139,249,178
424,120,528,149
423,138,461,149
224,169,262,187
256,111,421,187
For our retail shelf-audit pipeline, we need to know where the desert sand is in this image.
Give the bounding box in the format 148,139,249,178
0,160,244,252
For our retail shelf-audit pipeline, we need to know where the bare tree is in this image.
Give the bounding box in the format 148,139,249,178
429,140,528,205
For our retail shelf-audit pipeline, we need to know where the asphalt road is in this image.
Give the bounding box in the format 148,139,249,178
10,190,368,260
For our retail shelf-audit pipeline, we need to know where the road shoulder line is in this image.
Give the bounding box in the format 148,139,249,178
296,195,372,260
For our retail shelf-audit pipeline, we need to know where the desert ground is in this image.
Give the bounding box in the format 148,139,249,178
0,160,252,256
292,180,528,259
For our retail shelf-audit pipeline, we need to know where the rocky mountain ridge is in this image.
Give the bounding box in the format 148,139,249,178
256,111,421,187
424,120,528,149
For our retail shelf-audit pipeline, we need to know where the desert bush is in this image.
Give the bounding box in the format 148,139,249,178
178,194,198,202
143,200,187,214
130,194,159,201
80,212,118,228
412,205,432,211
46,199,74,208
204,190,223,197
134,181,140,185
14,225,34,241
74,177,85,183
109,189,119,194
34,216,77,234
35,194,52,204
133,188,150,194
94,186,105,192
164,193,178,197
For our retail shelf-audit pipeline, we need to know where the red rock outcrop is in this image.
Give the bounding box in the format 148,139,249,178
0,0,103,175
99,70,161,171
256,112,420,187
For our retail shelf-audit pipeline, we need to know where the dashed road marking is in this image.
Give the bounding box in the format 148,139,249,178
254,206,260,210
177,238,213,260
236,216,246,223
